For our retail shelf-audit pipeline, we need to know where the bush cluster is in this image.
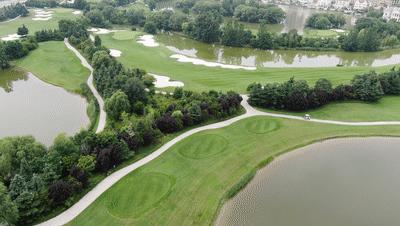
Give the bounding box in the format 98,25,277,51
248,70,400,111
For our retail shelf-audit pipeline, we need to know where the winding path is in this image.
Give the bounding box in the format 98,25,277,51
37,94,400,226
64,38,106,133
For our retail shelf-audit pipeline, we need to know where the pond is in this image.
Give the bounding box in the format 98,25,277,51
0,68,90,145
216,137,400,226
157,33,400,68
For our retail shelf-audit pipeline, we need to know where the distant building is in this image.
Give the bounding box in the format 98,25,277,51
333,0,351,9
317,0,332,8
383,6,400,21
353,0,370,11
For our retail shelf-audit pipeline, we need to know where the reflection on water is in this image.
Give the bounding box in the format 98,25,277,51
217,137,400,226
158,33,400,68
0,68,90,145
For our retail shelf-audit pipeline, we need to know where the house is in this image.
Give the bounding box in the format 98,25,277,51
317,0,332,8
383,6,400,21
353,0,370,11
333,0,351,9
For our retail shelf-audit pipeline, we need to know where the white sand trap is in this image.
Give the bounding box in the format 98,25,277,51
87,28,113,34
33,10,53,21
109,49,122,57
170,54,256,71
330,29,346,33
32,17,52,21
137,35,159,47
72,10,82,15
149,73,184,88
1,33,21,41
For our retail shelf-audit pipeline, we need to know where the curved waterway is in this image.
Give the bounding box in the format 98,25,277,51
0,69,90,145
157,34,400,68
216,137,400,226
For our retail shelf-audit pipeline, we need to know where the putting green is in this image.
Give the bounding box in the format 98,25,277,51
244,118,280,134
177,134,229,159
112,30,135,40
105,172,174,219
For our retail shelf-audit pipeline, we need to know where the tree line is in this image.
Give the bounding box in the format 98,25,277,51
306,13,346,30
0,18,243,225
248,69,400,111
0,3,28,22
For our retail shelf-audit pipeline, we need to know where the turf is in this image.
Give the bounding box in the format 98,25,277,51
15,41,90,92
98,30,394,93
69,116,400,226
0,8,80,37
257,96,400,122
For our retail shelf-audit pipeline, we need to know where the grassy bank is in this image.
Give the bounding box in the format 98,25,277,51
69,116,400,226
99,30,393,93
0,8,79,37
256,96,400,122
15,41,89,93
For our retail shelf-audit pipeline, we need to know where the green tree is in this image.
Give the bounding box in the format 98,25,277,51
94,35,101,47
351,72,383,102
144,20,157,34
77,155,96,172
105,90,131,120
17,24,28,36
221,20,252,47
0,182,18,225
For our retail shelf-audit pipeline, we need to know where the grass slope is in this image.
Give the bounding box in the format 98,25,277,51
100,31,393,93
15,41,89,92
0,8,79,37
70,116,400,226
257,96,400,122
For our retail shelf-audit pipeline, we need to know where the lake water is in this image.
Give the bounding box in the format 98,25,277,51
216,137,400,226
157,33,400,68
0,69,90,145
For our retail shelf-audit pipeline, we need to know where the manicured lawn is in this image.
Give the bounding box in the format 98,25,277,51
256,96,400,122
16,41,89,92
99,30,393,93
69,116,400,226
0,8,80,37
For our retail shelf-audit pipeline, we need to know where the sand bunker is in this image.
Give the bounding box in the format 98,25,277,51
109,49,122,57
33,9,53,21
72,10,82,15
330,29,346,33
1,33,21,41
148,73,184,88
87,28,122,35
137,35,159,47
170,54,256,70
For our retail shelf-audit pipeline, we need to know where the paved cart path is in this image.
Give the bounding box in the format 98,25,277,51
64,38,106,133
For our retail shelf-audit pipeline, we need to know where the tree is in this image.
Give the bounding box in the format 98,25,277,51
105,90,131,120
123,77,147,107
156,114,181,133
252,23,274,49
221,20,252,47
313,78,333,106
94,35,101,47
186,12,221,43
144,21,157,34
351,72,383,102
283,78,310,111
0,182,18,225
48,134,80,176
48,180,72,205
77,155,96,172
17,24,28,36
